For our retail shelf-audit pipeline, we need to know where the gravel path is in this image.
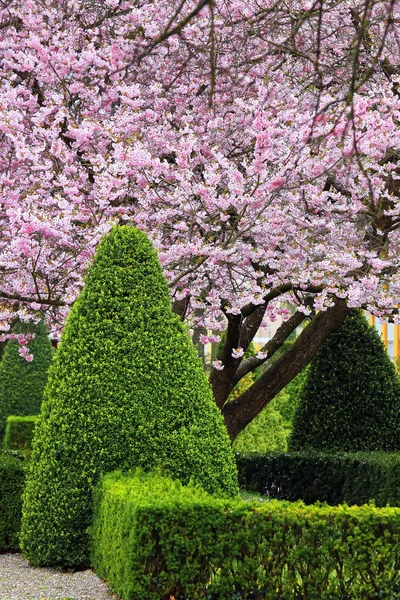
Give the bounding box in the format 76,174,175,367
0,554,118,600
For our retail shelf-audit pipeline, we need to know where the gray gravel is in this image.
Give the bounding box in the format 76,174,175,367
0,554,118,599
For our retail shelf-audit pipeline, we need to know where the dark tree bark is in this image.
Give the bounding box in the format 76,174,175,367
232,311,307,386
209,313,243,408
222,299,350,440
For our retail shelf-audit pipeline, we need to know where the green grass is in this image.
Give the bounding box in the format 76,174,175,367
238,488,270,502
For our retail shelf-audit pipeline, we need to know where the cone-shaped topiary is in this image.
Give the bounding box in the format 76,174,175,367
21,225,238,568
0,319,53,439
290,310,400,452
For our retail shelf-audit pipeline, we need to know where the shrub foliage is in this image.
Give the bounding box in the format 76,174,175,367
228,373,287,453
92,470,400,600
233,398,287,453
0,451,26,551
278,367,308,430
0,319,53,439
4,415,38,459
290,310,400,452
236,451,400,507
20,226,237,568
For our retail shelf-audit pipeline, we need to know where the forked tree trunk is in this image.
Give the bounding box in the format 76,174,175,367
222,299,350,440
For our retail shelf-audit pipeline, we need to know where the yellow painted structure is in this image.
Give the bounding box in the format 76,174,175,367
381,322,388,347
395,324,400,359
368,314,400,362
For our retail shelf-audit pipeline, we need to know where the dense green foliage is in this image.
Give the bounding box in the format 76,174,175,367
229,373,287,452
233,398,287,452
230,366,308,453
277,367,308,431
0,319,53,439
21,226,237,568
4,415,38,459
236,451,400,506
290,310,400,451
92,470,400,600
0,452,26,551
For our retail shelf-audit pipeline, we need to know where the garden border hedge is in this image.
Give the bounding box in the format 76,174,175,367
236,450,400,506
91,469,400,600
0,451,26,551
4,415,38,458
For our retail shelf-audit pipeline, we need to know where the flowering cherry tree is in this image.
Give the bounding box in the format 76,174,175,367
1,0,400,437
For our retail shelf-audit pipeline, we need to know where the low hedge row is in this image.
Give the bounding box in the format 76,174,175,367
0,451,26,551
91,470,400,600
236,451,400,506
4,415,37,458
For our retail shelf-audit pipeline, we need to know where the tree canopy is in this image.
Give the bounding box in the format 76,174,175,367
1,1,400,434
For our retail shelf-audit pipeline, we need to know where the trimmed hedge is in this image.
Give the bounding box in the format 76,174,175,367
290,310,400,452
21,226,237,568
4,415,38,459
0,319,53,439
92,470,400,600
236,451,400,506
0,451,26,551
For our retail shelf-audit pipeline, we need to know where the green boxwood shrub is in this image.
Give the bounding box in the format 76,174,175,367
233,400,287,453
230,367,309,453
4,415,38,459
290,310,400,451
236,451,400,506
0,319,53,439
92,470,400,600
0,451,26,551
277,367,308,431
21,225,237,568
229,373,287,453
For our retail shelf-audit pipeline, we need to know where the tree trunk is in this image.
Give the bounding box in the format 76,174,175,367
222,299,350,440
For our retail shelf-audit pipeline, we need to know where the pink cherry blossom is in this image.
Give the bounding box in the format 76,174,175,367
0,0,399,376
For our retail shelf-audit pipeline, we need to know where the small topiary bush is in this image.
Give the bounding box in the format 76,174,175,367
230,367,308,453
236,451,400,506
230,373,287,452
276,367,308,432
233,401,287,453
4,415,38,459
290,310,400,452
21,225,237,568
0,319,53,439
0,451,26,551
92,469,400,600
